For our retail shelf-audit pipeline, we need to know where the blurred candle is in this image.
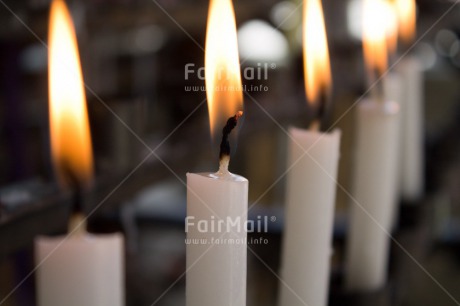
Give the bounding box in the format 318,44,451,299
36,233,124,306
382,1,403,228
383,71,403,229
35,1,124,305
394,0,424,201
186,0,247,305
345,0,400,291
279,1,341,305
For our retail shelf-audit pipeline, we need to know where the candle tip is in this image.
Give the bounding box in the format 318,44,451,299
68,212,87,236
309,120,320,131
219,111,243,167
218,155,230,174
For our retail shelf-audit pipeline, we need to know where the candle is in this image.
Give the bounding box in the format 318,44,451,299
345,100,399,291
279,1,341,305
36,229,124,306
35,1,124,305
345,0,400,291
383,71,403,229
186,0,248,305
279,128,340,306
383,3,403,228
395,57,423,201
394,0,423,201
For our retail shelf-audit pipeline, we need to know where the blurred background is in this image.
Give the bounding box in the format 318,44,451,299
0,0,460,305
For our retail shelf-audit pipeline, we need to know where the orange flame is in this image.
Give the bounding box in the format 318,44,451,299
363,0,388,78
385,2,398,56
394,0,416,44
205,0,243,138
303,0,331,105
48,0,93,188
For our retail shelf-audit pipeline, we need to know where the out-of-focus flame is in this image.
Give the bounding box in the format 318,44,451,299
363,0,388,78
303,0,331,105
49,0,93,188
394,0,416,44
205,0,243,138
385,2,398,56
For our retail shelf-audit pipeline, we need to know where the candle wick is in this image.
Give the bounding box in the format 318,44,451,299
310,87,328,131
218,155,230,174
61,161,88,234
61,161,84,214
309,120,320,131
368,65,385,104
219,111,243,171
68,212,87,236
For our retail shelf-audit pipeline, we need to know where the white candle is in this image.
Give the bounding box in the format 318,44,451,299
187,0,246,303
393,0,423,201
395,56,424,201
186,169,248,306
345,99,400,290
383,72,403,228
344,0,402,290
279,127,341,306
39,1,125,305
35,225,124,306
279,0,338,304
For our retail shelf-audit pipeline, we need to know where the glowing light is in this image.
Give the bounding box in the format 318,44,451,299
394,0,416,44
363,0,389,77
49,0,93,187
303,0,331,105
205,0,243,138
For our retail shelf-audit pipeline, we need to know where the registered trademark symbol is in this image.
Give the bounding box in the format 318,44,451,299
271,63,276,69
270,216,277,222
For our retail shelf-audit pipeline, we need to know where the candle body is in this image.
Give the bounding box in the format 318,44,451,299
186,172,248,306
396,56,424,201
35,233,124,306
345,99,400,291
279,127,341,306
383,72,403,228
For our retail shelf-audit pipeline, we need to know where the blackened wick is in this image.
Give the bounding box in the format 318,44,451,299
219,111,243,161
61,161,83,215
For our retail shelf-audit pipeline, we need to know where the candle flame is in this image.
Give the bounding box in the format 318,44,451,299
205,0,243,139
385,2,399,56
49,0,93,188
303,0,331,105
394,0,416,44
363,0,388,78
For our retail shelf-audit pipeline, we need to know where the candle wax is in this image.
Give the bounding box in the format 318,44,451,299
345,99,400,291
35,233,124,306
186,171,248,306
279,127,341,306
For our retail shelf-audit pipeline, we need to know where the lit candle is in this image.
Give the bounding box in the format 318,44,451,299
186,0,247,305
345,0,400,291
394,0,424,201
35,1,124,305
278,1,341,305
382,1,403,228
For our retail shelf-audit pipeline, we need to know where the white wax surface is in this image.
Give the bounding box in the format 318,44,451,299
345,99,400,291
279,127,341,306
383,72,403,228
186,171,248,306
396,56,424,201
35,233,124,306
